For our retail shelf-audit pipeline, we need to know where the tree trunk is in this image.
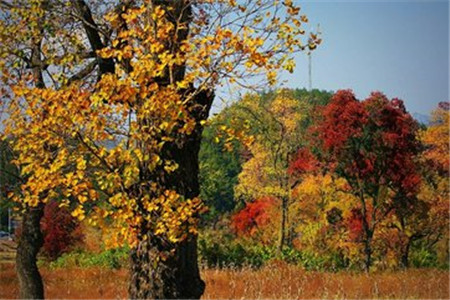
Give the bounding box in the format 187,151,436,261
400,238,412,269
129,90,213,299
16,203,45,299
129,235,204,299
363,233,373,273
278,196,288,253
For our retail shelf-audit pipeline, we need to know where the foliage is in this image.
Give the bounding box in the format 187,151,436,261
198,228,275,268
199,115,243,224
290,173,358,262
199,88,332,249
421,101,450,175
48,247,129,270
301,90,422,270
1,0,320,250
232,89,310,249
40,201,84,260
231,196,279,243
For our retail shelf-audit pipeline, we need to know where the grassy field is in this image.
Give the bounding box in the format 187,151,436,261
0,261,449,299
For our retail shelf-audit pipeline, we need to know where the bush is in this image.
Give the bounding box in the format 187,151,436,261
48,247,129,269
298,250,349,272
198,229,350,271
41,201,84,260
198,231,276,268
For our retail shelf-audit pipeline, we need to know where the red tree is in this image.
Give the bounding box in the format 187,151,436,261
309,90,421,271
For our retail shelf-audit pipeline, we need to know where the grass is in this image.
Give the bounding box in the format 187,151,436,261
0,240,15,264
0,261,448,299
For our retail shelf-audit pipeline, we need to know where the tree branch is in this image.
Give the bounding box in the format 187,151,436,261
73,0,115,76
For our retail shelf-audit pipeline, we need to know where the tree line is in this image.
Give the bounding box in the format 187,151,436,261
200,88,449,272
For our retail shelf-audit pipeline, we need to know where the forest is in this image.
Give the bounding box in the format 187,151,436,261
0,0,448,299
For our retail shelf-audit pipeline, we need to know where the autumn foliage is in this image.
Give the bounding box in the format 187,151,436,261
232,197,278,237
41,201,84,261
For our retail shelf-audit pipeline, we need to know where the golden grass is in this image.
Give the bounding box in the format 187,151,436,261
202,261,450,299
0,261,448,299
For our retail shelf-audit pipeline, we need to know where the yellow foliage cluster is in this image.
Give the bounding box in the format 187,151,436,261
1,0,318,247
291,173,359,257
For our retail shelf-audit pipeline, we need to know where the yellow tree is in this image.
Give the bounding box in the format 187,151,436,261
381,102,449,268
291,173,359,268
416,102,449,266
1,0,319,298
234,89,308,251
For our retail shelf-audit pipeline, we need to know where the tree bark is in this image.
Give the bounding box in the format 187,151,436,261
279,196,288,253
16,203,45,299
400,237,412,269
363,231,373,273
129,89,213,299
129,235,204,299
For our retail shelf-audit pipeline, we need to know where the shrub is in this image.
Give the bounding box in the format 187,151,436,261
198,230,276,268
48,247,129,269
41,201,84,260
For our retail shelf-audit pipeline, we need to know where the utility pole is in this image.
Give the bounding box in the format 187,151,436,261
308,51,312,91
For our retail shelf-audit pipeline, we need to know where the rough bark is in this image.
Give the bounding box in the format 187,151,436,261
129,89,213,299
16,203,45,299
129,235,204,299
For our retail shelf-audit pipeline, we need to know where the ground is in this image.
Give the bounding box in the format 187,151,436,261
1,240,449,299
0,261,449,299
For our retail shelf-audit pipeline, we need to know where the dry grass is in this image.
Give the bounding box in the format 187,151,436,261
0,261,449,299
202,261,450,299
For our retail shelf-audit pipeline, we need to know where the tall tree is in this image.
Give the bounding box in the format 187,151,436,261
382,102,449,268
310,90,421,271
234,89,309,251
1,1,319,298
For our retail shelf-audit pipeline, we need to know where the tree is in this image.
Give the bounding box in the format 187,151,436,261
421,102,449,176
199,110,243,226
0,141,20,232
200,88,331,229
1,1,319,298
234,89,309,251
413,102,450,267
290,172,358,268
310,90,421,271
384,101,449,268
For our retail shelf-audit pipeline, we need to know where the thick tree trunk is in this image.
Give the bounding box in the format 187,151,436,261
129,90,213,299
129,235,204,299
16,203,45,299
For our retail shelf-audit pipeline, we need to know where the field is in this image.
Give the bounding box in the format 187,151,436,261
1,262,449,299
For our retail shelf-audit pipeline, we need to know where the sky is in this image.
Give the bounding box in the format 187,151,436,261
279,0,449,116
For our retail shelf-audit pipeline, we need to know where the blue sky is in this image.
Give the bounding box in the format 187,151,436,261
281,0,449,115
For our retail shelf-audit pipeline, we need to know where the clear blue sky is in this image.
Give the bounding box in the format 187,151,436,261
281,0,449,115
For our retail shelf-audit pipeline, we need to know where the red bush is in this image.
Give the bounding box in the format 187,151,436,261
40,201,84,260
231,196,277,236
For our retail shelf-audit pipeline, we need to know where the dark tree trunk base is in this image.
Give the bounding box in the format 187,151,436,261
129,236,204,299
16,203,45,299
